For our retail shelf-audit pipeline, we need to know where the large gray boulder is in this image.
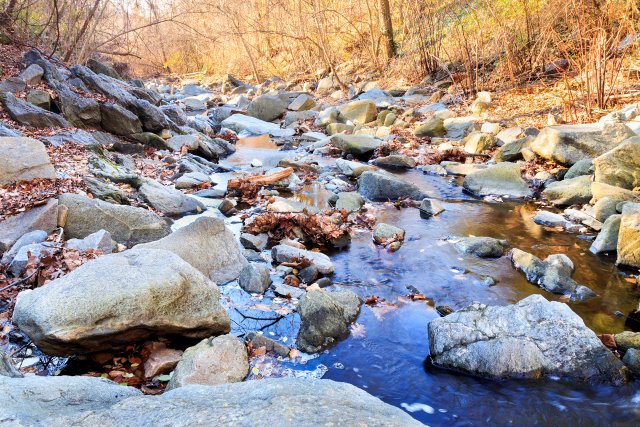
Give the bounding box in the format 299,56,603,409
57,88,102,128
247,95,287,122
0,376,421,426
139,180,204,216
0,137,55,185
100,102,143,136
59,193,171,246
428,294,627,383
0,92,70,129
137,217,248,283
511,248,595,300
542,175,593,206
463,162,532,199
296,289,362,353
530,122,635,165
12,248,231,355
166,335,249,390
593,137,640,190
358,170,426,201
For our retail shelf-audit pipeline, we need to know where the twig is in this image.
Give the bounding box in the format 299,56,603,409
0,270,38,294
234,307,283,321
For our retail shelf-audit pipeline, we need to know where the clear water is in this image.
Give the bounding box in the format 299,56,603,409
222,140,640,426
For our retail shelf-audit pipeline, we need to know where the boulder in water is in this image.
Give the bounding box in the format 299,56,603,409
463,162,532,199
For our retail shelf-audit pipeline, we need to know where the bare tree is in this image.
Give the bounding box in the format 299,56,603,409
379,0,395,60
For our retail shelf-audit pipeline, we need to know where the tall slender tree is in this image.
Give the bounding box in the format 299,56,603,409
380,0,396,60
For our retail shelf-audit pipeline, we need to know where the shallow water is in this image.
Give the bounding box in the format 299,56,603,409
220,141,640,425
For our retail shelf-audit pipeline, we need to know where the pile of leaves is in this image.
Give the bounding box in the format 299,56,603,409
419,148,468,165
243,209,350,247
0,178,86,221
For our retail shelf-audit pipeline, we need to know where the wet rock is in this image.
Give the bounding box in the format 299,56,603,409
414,117,446,137
590,214,621,254
0,199,58,253
428,294,627,383
530,122,635,166
593,136,640,189
0,92,70,129
139,180,204,216
0,137,56,185
464,132,497,154
273,282,304,299
99,102,142,136
166,335,249,390
330,134,382,156
247,95,287,122
0,376,421,426
143,343,183,379
616,204,640,268
240,232,268,251
564,158,594,180
622,349,640,376
271,244,333,275
463,162,532,199
615,331,640,354
296,289,362,353
511,248,595,300
64,229,113,254
542,175,592,206
335,158,375,177
246,331,290,357
59,193,171,246
239,263,271,293
298,265,319,283
532,210,572,229
373,223,405,244
335,192,364,213
337,100,377,125
452,236,508,258
137,217,248,283
221,114,295,137
358,170,426,201
419,198,445,217
13,248,230,355
372,154,416,169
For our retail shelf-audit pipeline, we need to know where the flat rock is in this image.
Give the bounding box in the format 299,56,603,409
543,175,593,206
452,236,508,258
139,180,204,216
0,93,70,129
463,162,532,199
428,294,627,383
137,217,248,283
221,114,295,137
12,248,230,355
271,244,333,275
0,199,58,253
0,376,421,426
372,154,416,169
330,134,382,156
166,335,249,390
0,137,55,185
59,193,171,246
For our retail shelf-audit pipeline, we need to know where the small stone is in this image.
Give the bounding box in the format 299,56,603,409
238,263,271,294
419,198,445,217
143,343,183,379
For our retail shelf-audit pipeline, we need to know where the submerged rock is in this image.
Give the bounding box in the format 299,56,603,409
136,217,248,283
510,248,596,300
452,236,508,258
463,162,532,199
358,170,426,201
0,376,421,426
166,335,249,390
12,248,230,355
428,294,627,383
296,289,362,353
419,198,445,217
372,154,416,169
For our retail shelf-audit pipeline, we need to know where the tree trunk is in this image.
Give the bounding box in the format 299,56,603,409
63,0,102,63
380,0,396,60
0,0,18,27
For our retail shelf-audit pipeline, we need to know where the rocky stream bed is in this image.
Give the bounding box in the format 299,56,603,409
1,52,640,425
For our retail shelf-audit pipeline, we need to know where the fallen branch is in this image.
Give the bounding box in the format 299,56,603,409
227,168,294,190
0,270,38,294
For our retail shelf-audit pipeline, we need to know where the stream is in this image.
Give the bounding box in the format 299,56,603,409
194,135,640,426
